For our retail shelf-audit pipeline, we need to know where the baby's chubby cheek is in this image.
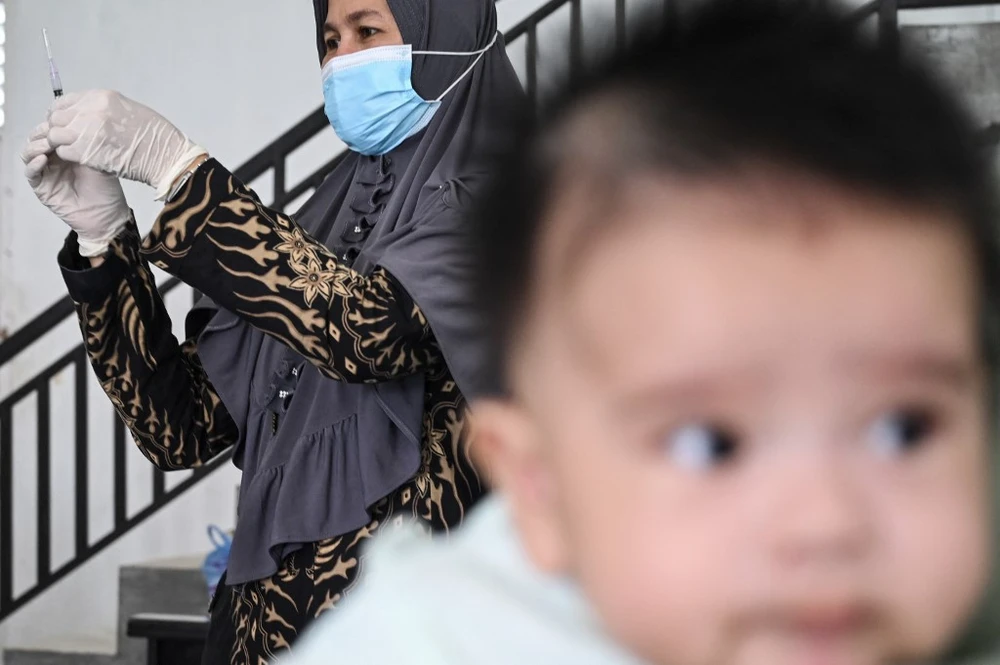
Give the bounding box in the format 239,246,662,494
573,532,729,665
541,429,737,665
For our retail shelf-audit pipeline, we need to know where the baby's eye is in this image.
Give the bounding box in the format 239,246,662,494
664,424,739,471
867,408,936,458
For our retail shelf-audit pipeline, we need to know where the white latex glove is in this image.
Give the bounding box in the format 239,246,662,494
22,122,131,257
47,90,207,200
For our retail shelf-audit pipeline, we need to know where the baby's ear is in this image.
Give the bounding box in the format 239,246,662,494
468,398,519,488
469,398,568,574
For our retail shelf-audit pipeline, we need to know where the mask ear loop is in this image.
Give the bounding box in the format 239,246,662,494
412,30,499,57
412,31,500,102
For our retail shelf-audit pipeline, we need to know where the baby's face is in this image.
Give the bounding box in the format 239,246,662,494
482,173,993,665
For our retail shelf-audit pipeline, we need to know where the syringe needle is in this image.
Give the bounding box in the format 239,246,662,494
42,28,63,98
42,28,53,60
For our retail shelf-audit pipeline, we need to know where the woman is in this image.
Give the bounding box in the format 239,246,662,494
21,0,525,662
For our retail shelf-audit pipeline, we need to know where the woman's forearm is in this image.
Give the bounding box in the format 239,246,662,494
60,220,239,470
141,159,441,383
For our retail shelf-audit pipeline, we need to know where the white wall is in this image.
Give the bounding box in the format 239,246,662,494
0,0,995,657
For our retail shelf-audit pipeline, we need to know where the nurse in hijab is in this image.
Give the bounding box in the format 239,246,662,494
21,0,525,662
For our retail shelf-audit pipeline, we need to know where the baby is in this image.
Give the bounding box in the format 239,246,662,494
287,1,1000,663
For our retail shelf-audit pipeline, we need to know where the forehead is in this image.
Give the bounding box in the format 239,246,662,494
515,171,978,394
326,0,394,23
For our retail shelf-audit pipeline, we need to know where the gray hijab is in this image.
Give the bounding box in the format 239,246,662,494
190,0,524,585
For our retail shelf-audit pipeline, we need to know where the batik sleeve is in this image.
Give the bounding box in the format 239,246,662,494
140,159,440,383
59,220,238,470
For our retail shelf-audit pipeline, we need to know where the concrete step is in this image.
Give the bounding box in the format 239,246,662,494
115,557,209,665
127,614,210,665
4,652,114,665
3,557,209,665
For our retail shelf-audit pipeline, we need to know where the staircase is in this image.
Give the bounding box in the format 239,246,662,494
1,0,998,662
5,558,205,665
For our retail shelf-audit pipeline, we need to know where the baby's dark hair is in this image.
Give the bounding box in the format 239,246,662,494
474,0,999,396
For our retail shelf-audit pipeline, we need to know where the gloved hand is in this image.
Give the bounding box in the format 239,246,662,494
22,122,131,257
47,90,208,200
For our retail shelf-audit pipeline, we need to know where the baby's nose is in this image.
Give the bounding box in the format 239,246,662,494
770,456,874,568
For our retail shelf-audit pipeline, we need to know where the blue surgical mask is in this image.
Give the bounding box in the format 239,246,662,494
321,33,498,157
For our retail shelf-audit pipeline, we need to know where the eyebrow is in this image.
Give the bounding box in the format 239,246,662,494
841,350,978,390
324,9,385,32
613,350,978,418
614,373,759,418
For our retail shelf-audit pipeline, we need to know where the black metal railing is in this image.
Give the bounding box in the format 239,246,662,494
0,0,996,624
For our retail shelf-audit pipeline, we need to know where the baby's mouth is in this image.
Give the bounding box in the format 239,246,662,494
762,602,880,665
783,603,873,636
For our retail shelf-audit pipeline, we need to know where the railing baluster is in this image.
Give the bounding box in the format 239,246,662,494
879,0,900,54
152,468,165,504
664,0,679,34
2,451,232,621
274,156,288,212
36,384,51,585
114,418,127,527
1,405,12,609
75,350,89,556
845,1,881,26
570,0,583,78
616,0,627,51
282,154,348,208
527,24,539,110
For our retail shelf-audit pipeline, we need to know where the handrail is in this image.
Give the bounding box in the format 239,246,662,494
506,0,578,41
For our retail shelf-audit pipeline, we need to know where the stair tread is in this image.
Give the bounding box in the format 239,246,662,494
121,555,204,571
3,650,115,665
127,613,210,641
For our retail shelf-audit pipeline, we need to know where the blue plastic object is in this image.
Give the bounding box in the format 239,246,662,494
202,525,231,601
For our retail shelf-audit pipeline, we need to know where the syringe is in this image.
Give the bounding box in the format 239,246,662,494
42,28,63,98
